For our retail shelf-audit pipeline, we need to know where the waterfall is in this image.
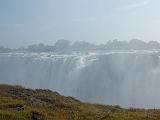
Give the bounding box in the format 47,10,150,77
0,51,160,108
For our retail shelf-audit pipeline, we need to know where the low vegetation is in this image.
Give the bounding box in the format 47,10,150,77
0,84,160,120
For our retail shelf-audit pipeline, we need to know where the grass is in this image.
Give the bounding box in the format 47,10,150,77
0,84,160,120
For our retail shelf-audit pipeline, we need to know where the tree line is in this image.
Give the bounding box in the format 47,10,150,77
1,39,160,53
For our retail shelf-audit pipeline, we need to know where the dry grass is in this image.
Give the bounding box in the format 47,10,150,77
0,84,160,120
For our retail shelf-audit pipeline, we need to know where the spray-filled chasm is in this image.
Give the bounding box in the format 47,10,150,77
0,51,160,108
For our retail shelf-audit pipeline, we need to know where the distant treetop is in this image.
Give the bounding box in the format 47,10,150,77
1,39,160,53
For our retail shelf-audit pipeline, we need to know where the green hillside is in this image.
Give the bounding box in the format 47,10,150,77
0,84,160,120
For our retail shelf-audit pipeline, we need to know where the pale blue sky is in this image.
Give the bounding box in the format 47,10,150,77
0,0,160,48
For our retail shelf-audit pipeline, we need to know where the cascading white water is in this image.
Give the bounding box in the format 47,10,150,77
0,51,160,108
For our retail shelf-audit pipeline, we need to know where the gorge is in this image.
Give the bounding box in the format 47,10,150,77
0,50,160,108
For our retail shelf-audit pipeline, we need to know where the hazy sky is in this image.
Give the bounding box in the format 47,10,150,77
0,0,160,48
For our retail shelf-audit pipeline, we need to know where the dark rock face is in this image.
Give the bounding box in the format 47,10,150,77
32,112,44,120
14,104,25,111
